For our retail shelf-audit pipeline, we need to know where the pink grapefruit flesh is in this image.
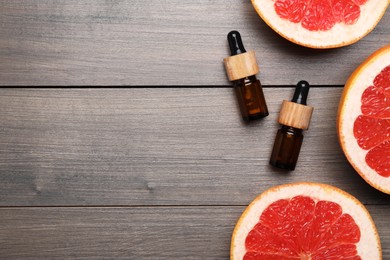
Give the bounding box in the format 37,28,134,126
231,183,381,259
353,65,390,177
244,195,361,259
251,0,389,48
274,0,367,31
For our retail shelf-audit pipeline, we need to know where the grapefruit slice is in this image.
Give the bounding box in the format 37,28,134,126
338,45,390,194
251,0,389,48
231,182,381,259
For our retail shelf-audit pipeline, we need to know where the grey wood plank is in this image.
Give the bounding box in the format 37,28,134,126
0,207,236,259
0,0,388,86
0,88,389,206
0,206,388,259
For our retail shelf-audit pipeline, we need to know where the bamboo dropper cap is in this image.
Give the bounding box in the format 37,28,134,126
223,31,259,81
278,81,314,130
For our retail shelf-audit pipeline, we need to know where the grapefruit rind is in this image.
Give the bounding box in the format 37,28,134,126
338,45,390,194
251,0,389,49
231,182,381,259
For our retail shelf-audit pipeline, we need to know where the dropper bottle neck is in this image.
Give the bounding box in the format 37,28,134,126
227,31,247,56
291,80,310,105
277,80,313,130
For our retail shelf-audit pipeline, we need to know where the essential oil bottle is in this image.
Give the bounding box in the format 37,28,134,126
270,80,314,170
224,31,268,122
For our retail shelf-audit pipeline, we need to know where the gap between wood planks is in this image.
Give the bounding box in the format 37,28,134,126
0,202,386,208
0,85,345,88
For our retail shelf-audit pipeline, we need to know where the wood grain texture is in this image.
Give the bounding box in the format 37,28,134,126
0,205,389,259
0,0,388,86
0,88,389,206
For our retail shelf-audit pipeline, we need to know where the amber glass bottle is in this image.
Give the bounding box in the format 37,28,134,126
270,126,303,170
233,75,268,121
270,81,313,170
224,31,268,122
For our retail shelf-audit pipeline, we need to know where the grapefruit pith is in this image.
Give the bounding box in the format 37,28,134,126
231,182,381,259
338,45,390,194
251,0,389,48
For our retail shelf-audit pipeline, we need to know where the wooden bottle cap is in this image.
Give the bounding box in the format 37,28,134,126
223,50,259,81
278,100,314,130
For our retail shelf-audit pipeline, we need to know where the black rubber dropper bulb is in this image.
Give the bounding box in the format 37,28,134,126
291,80,310,105
227,31,246,55
269,80,314,171
224,30,269,122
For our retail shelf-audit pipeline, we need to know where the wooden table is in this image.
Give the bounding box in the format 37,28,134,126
0,1,389,259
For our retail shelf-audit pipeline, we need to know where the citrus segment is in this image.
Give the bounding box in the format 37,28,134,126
231,183,381,259
360,65,390,117
301,1,335,31
361,85,390,118
374,65,390,94
353,116,390,150
274,0,307,23
366,140,390,177
251,0,389,48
